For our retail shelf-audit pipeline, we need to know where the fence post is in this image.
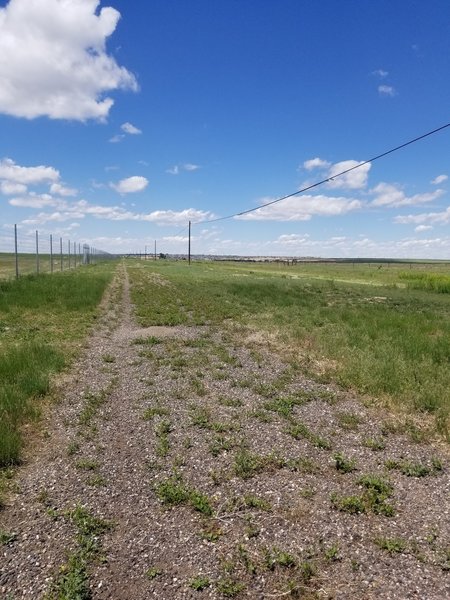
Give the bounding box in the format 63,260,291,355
68,240,71,269
14,224,19,279
74,240,77,268
50,234,53,273
60,237,63,271
36,230,39,275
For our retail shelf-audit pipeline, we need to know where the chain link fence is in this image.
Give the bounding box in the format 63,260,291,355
0,225,112,279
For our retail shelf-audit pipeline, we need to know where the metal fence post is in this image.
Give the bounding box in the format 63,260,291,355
60,237,63,271
36,230,39,275
68,240,71,269
14,224,19,279
50,234,53,273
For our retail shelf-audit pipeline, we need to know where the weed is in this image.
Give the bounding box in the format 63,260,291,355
201,522,223,542
357,474,395,516
155,474,214,515
374,537,407,554
248,408,272,423
324,543,340,561
216,576,245,597
102,353,115,363
363,437,386,451
287,421,332,450
155,419,171,458
331,493,366,514
0,530,17,545
243,494,271,511
88,475,106,487
218,396,243,408
67,441,80,456
75,458,99,471
191,377,207,397
146,566,162,580
334,452,357,473
233,448,262,479
337,412,361,430
400,461,431,477
190,575,211,590
189,405,212,428
209,434,234,456
264,547,297,570
143,406,170,420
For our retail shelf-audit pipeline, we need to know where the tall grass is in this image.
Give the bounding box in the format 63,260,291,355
129,261,450,436
399,272,450,293
0,266,115,467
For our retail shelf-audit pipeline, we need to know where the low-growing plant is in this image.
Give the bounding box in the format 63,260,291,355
216,576,245,597
337,412,361,430
363,437,386,451
334,452,357,473
146,566,162,580
155,474,214,515
189,575,211,590
374,537,407,554
331,493,366,514
143,406,170,420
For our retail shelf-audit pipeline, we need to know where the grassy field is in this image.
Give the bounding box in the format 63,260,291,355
128,259,450,438
0,252,84,279
0,264,115,470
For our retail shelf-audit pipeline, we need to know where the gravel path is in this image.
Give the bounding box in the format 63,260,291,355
1,265,449,599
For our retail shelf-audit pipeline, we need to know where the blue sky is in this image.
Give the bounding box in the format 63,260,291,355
0,0,449,258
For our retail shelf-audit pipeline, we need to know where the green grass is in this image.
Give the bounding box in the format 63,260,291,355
128,260,450,437
0,264,115,466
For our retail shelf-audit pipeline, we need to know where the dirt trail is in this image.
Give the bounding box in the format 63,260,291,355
1,265,449,599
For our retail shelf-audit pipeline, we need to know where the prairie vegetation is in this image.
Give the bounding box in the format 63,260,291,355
129,259,450,436
0,265,115,468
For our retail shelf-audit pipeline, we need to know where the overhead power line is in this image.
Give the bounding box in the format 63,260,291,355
196,121,450,226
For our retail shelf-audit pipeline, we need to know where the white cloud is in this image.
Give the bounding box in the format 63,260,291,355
378,85,397,97
327,160,371,190
394,207,450,226
166,163,201,175
302,157,330,171
50,182,77,197
0,0,137,121
372,69,388,78
431,174,448,185
0,157,59,184
0,180,27,195
110,176,148,194
9,192,62,209
109,134,125,143
236,194,362,221
121,122,141,135
371,182,444,207
415,225,433,232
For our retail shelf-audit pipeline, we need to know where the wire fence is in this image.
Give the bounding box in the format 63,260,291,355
0,225,113,280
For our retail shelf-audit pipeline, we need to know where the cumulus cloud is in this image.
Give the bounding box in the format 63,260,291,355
371,182,444,207
109,134,125,143
121,122,142,135
0,157,59,184
394,207,450,226
302,157,330,171
378,85,397,97
0,0,137,121
166,163,201,175
415,225,433,232
20,198,214,226
431,174,448,185
235,194,362,222
110,176,148,194
50,182,77,197
0,180,27,195
9,192,63,209
327,160,371,190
